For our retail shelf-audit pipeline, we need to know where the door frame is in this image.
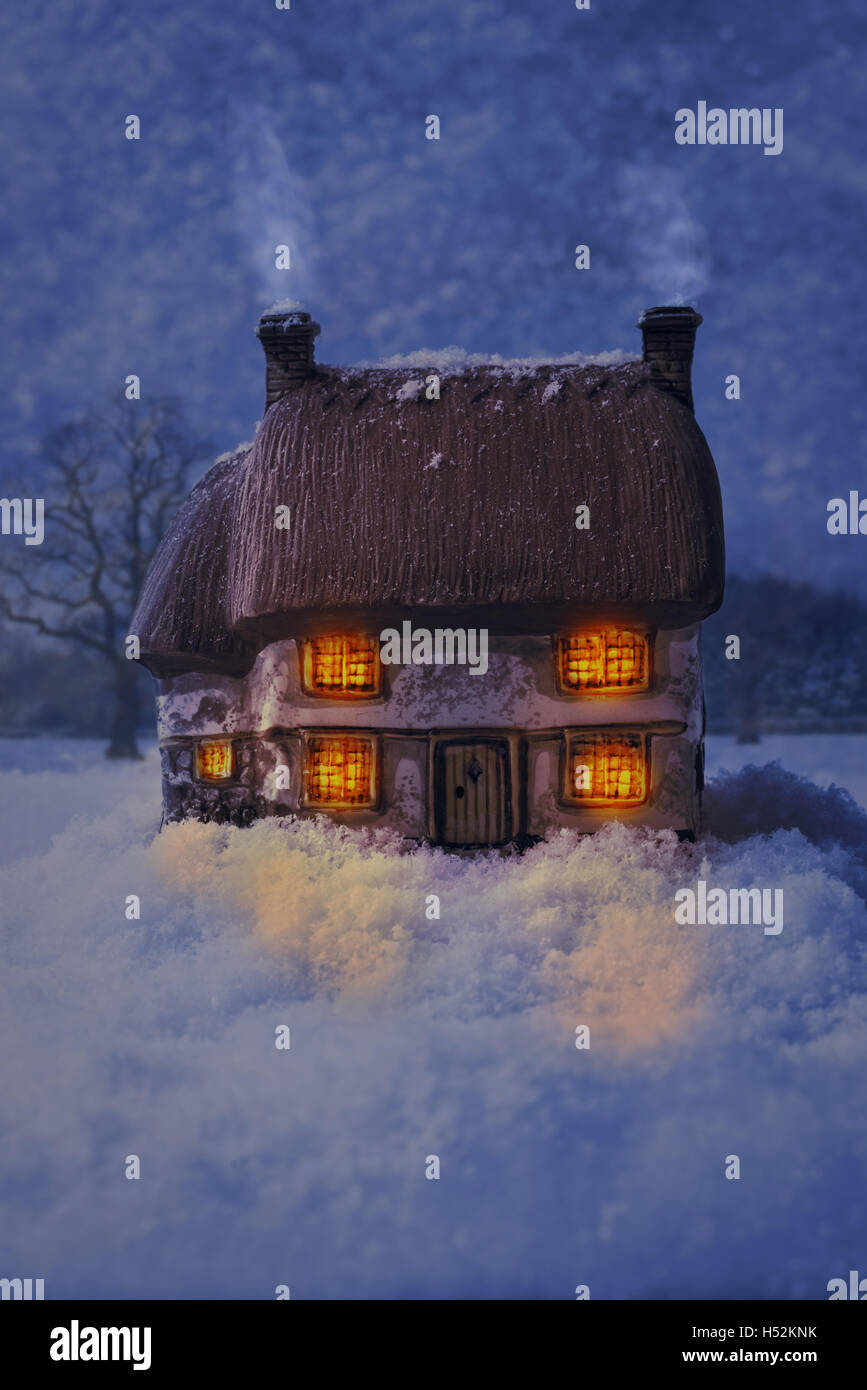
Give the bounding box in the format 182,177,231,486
429,731,521,847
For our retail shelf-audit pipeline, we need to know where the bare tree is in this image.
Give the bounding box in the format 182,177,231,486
0,397,212,758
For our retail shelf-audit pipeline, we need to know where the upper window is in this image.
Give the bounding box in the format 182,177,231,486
301,635,382,698
558,630,649,693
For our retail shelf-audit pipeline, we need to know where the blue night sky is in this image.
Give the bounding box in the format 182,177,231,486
2,0,866,592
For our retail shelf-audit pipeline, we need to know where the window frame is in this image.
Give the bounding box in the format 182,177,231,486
553,628,653,697
299,634,384,701
559,728,650,809
301,730,381,811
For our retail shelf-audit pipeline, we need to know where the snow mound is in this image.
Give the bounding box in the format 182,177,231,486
0,758,865,1299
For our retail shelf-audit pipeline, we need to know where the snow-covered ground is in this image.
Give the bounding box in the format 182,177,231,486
1,735,865,1299
708,734,867,815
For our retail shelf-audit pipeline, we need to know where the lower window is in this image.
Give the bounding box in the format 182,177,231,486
564,732,647,806
305,735,378,808
196,740,234,781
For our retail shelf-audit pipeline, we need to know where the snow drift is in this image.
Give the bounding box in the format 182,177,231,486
0,750,865,1299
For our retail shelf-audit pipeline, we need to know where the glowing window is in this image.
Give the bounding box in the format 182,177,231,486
559,630,649,692
302,635,381,697
566,733,647,806
305,736,378,808
197,740,234,781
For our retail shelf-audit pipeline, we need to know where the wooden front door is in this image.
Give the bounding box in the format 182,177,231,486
434,738,511,847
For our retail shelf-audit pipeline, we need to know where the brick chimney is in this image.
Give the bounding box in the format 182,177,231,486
637,305,703,412
256,306,321,409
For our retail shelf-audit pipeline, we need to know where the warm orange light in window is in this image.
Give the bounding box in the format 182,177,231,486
306,736,377,807
559,630,648,692
197,740,234,780
568,733,646,805
303,636,381,697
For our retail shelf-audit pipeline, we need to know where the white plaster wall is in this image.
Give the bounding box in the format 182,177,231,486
157,629,702,736
155,626,705,837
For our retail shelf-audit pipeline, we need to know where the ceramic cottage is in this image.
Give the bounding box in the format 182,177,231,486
131,304,725,846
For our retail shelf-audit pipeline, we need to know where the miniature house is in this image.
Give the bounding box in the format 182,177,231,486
132,304,724,846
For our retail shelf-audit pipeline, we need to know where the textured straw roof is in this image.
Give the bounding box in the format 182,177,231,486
132,360,725,677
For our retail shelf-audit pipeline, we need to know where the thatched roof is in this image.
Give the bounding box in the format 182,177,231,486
133,360,725,677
